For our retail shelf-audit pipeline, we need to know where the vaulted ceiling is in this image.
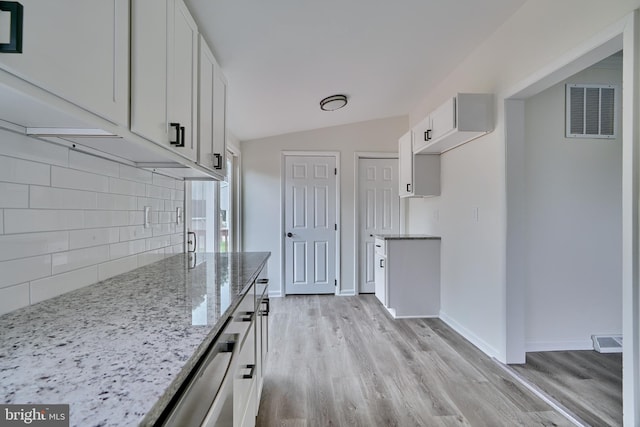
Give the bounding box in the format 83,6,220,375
185,0,527,141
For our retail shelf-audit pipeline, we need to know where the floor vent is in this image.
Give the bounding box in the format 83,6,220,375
592,335,622,353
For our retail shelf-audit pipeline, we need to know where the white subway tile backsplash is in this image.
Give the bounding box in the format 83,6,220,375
109,177,146,197
52,166,110,193
0,131,68,167
52,245,110,275
146,184,172,200
152,173,175,189
0,231,69,262
4,209,84,233
0,183,28,208
30,186,98,210
0,283,30,316
98,255,138,281
136,197,163,211
0,155,50,185
1,129,184,313
30,266,98,304
0,254,51,288
128,211,144,226
69,150,119,178
152,223,176,237
119,225,152,242
146,235,171,251
84,211,129,228
110,239,146,260
120,164,152,184
97,193,137,210
69,228,119,250
137,249,166,267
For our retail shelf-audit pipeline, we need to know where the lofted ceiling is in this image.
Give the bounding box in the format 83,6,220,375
185,0,527,141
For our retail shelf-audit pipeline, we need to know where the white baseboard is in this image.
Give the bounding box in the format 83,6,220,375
525,340,593,352
268,291,283,298
338,290,356,296
439,310,501,359
393,314,439,319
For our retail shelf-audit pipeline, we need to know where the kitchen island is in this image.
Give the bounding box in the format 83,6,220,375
0,252,270,427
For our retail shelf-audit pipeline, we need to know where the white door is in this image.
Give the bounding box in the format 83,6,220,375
359,158,400,293
284,155,337,294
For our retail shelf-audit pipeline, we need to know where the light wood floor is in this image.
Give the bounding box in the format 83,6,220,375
511,350,622,426
257,295,572,426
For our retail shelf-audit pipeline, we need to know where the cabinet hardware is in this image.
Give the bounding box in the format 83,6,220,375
241,364,256,379
375,244,381,248
178,126,185,147
406,183,411,192
425,129,432,141
238,311,254,322
286,232,293,238
187,231,196,253
170,122,181,146
214,153,223,169
379,259,384,268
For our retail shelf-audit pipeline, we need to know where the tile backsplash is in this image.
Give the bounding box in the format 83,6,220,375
0,128,185,315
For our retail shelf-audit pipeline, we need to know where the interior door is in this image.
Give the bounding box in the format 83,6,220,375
284,155,337,294
359,158,400,293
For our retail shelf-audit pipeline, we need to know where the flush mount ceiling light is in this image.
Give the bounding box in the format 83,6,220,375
320,94,348,111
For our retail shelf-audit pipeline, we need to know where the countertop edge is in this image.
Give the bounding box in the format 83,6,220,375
139,253,270,427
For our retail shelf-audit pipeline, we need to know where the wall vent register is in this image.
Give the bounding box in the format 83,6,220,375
565,84,617,139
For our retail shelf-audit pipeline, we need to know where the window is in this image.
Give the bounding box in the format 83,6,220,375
566,84,618,139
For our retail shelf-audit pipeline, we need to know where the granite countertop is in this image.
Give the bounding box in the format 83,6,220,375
374,234,441,240
0,251,270,427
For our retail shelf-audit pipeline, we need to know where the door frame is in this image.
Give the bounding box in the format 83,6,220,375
504,10,639,424
281,151,341,296
353,151,405,295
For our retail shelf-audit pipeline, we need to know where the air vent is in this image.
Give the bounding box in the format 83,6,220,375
566,84,617,139
592,334,622,353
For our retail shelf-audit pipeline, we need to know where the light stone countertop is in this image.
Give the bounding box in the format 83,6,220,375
374,234,441,240
0,252,270,427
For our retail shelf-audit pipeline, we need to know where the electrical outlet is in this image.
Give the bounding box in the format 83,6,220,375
176,207,183,225
144,206,152,228
472,207,479,223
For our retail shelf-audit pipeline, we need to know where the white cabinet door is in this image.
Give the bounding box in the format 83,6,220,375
430,96,456,141
0,0,129,126
131,0,198,162
198,37,227,177
398,131,413,197
212,59,228,176
374,252,386,306
170,0,198,162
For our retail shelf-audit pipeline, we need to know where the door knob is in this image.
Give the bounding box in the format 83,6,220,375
286,232,293,238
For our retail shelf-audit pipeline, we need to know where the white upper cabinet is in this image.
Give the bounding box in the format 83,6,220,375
198,36,227,178
131,0,198,162
399,130,440,198
0,0,129,127
413,93,493,154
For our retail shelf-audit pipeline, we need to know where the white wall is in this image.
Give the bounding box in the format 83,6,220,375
523,60,622,350
0,128,184,315
241,116,408,296
407,0,640,360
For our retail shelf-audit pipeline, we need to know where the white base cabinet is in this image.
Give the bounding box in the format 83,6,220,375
374,236,441,318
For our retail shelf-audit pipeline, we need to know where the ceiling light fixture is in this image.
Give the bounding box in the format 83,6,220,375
320,94,348,111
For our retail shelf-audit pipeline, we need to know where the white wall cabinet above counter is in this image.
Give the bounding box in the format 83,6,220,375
0,0,229,181
413,93,494,154
0,0,130,127
399,130,440,198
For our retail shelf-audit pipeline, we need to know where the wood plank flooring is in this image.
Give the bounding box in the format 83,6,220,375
257,295,572,426
510,350,622,427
